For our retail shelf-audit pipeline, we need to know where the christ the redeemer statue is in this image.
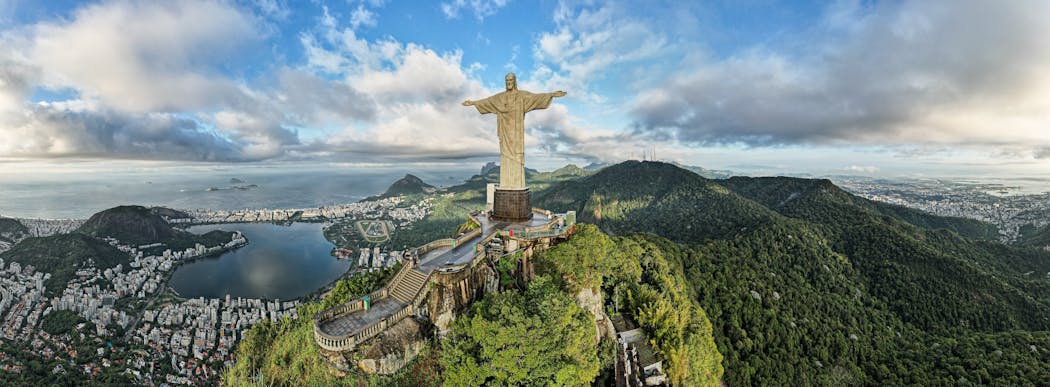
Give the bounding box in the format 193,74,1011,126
463,73,566,189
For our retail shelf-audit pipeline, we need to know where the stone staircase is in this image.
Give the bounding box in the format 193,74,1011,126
389,268,429,304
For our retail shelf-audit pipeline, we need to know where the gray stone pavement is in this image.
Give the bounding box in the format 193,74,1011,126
318,297,406,336
317,211,556,338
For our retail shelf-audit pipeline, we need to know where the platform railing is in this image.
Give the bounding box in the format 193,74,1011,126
314,211,571,352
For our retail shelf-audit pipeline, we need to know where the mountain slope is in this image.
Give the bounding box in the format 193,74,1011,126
1020,223,1050,248
719,176,999,240
0,217,30,250
76,205,180,245
0,217,29,240
0,233,129,296
75,205,231,250
376,174,436,199
536,161,1050,384
720,176,1050,332
535,160,774,241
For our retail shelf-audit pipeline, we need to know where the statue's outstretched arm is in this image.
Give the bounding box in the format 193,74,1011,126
462,100,475,106
551,91,566,98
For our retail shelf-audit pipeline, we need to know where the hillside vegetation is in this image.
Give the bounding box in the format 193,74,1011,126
227,161,1050,385
536,161,773,241
721,176,1000,240
443,223,723,386
77,205,232,250
223,269,394,385
75,205,234,256
367,174,437,201
1020,223,1050,248
0,233,129,296
0,217,29,244
536,161,1050,384
2,206,234,296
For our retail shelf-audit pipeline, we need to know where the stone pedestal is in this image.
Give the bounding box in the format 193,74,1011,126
492,187,532,221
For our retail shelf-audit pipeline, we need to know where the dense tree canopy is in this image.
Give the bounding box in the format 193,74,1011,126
440,276,600,387
226,161,1050,385
537,161,1050,385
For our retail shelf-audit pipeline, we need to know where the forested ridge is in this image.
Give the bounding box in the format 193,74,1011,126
537,161,1050,384
1020,223,1050,248
229,161,1050,385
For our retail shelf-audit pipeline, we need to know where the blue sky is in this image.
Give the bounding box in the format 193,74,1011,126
1,0,1049,177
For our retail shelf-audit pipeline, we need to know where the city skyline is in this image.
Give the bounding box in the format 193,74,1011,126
1,0,1049,177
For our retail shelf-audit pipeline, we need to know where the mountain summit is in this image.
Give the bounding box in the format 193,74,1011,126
76,205,180,245
377,174,437,199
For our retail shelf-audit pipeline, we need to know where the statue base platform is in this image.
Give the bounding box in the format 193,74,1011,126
492,187,532,222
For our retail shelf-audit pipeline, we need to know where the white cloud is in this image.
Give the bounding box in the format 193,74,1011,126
631,0,1050,156
299,11,503,160
440,0,509,21
0,44,37,114
212,110,299,160
0,1,384,162
28,1,262,113
504,44,519,71
272,68,376,125
0,104,242,160
527,2,667,102
350,4,377,29
845,165,879,173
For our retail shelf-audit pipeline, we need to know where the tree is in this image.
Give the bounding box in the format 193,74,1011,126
440,276,600,386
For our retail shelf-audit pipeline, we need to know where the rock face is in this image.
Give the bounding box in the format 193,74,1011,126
576,286,615,342
319,350,352,375
357,318,428,375
427,263,499,332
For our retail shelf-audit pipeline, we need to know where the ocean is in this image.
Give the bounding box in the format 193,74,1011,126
0,161,477,219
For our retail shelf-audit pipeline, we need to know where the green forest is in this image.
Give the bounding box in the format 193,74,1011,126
536,161,1050,385
227,161,1050,385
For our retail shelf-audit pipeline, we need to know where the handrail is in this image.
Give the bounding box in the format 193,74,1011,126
454,228,482,247
417,238,454,255
520,228,571,239
531,208,554,218
314,260,413,323
314,210,573,352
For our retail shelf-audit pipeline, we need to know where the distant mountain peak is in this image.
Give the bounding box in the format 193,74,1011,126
373,174,437,199
480,161,499,176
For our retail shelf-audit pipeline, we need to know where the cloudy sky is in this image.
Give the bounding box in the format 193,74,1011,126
1,0,1049,177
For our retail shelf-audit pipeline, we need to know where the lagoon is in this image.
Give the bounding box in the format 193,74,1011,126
169,222,349,300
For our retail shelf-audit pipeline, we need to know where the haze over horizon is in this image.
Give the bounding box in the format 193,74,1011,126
2,0,1050,178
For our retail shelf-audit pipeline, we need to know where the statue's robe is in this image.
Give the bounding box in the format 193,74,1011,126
471,90,555,189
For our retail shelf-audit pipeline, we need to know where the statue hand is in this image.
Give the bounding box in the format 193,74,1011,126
552,91,567,97
462,100,474,106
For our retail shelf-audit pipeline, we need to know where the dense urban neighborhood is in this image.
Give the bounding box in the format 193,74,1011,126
0,196,434,384
836,177,1050,242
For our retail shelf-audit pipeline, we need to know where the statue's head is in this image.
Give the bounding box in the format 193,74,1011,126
505,73,517,91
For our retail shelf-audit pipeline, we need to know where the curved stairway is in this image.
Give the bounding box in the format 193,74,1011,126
389,268,428,304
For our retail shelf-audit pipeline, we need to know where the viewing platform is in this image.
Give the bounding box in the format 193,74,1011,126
313,209,576,353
